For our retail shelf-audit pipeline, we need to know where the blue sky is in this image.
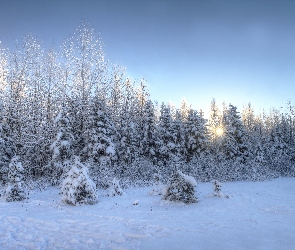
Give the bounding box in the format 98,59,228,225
0,0,295,114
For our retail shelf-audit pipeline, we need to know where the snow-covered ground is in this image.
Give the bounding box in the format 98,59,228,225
0,178,295,250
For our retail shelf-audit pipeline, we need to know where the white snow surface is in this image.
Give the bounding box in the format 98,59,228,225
0,177,295,250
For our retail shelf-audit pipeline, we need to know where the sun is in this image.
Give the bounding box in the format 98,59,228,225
216,127,224,136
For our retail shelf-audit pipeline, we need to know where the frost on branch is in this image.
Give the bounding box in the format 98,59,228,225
163,169,198,204
5,156,27,202
62,157,98,205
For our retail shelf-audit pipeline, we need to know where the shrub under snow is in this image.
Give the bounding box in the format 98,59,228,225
5,156,27,202
163,169,198,204
62,157,98,205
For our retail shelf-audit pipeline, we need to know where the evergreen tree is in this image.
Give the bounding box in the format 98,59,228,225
50,105,74,184
149,173,163,196
185,109,209,160
157,103,175,165
170,110,186,160
106,177,123,197
208,98,223,153
221,104,251,163
211,180,222,197
118,112,138,164
180,98,190,122
266,115,291,175
83,99,117,164
163,169,198,203
5,156,27,202
62,156,98,205
68,98,85,156
141,100,158,162
0,104,16,184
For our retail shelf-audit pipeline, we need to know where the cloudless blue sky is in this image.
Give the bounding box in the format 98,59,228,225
0,0,295,114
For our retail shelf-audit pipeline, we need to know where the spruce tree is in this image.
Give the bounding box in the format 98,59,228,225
185,109,209,160
157,103,175,165
5,156,27,202
163,168,198,204
141,100,158,163
50,105,74,185
221,104,251,163
83,99,117,164
0,104,16,184
62,156,98,205
118,112,138,164
170,110,186,161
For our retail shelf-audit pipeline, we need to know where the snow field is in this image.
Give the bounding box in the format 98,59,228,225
0,178,295,250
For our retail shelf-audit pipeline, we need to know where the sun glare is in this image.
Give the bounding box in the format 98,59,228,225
216,127,224,136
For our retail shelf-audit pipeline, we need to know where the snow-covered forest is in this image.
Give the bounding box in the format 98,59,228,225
0,21,295,193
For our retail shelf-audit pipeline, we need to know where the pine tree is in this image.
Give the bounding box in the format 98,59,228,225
68,98,85,156
50,105,74,184
170,110,186,160
157,103,175,165
5,156,27,202
0,104,16,184
185,109,209,160
83,99,117,164
221,104,251,163
163,169,198,203
118,112,138,164
141,100,158,162
208,98,223,153
62,156,98,205
180,98,190,122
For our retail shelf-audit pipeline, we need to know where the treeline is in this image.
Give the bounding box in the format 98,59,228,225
0,22,294,188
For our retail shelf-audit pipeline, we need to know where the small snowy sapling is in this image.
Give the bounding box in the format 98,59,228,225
163,168,198,204
210,180,229,198
107,178,123,197
62,157,98,205
212,180,222,197
5,156,27,202
149,173,164,196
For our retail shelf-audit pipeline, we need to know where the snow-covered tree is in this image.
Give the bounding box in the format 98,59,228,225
141,100,158,162
149,173,164,196
50,106,74,184
5,156,27,202
266,115,291,174
180,98,190,122
211,180,222,197
185,109,209,160
118,112,138,164
62,20,106,103
157,103,175,165
170,110,186,160
68,98,85,156
163,169,198,203
221,104,251,163
62,156,98,205
0,104,16,184
83,99,117,164
0,41,8,95
106,177,123,197
208,98,222,151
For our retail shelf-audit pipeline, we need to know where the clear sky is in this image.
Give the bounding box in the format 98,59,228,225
0,0,294,114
